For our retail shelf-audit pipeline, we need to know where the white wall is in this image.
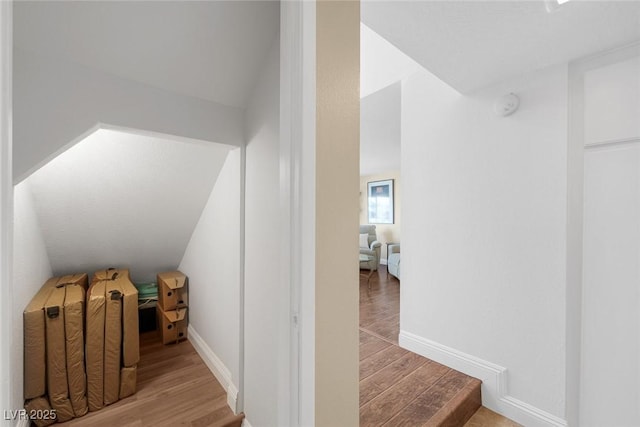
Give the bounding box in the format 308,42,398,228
401,64,568,425
13,49,244,182
24,129,230,283
360,83,401,177
243,40,282,426
178,148,241,391
12,181,53,414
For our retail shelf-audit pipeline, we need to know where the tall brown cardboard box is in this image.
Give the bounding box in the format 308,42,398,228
156,271,188,311
44,284,76,422
86,268,139,410
23,273,88,420
86,275,107,411
24,277,60,400
156,306,188,345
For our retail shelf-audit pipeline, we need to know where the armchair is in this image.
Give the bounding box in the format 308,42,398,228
387,244,400,280
359,225,381,271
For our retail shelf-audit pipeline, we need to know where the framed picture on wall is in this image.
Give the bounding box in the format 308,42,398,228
367,179,394,224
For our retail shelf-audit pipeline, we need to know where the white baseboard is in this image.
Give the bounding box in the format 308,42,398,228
188,325,240,414
399,330,567,427
380,258,388,265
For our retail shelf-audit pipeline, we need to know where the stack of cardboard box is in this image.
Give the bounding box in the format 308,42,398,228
156,271,189,344
86,268,139,411
23,273,89,426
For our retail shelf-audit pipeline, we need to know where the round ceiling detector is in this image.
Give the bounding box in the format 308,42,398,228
494,93,520,117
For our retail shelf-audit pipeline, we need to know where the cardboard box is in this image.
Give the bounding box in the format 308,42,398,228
43,285,74,422
156,271,188,311
23,274,88,401
86,276,106,412
157,306,188,345
103,278,122,405
119,365,137,399
23,277,59,400
24,397,56,427
86,268,139,410
63,282,88,417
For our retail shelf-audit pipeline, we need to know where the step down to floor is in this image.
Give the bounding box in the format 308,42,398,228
359,329,482,426
211,412,245,427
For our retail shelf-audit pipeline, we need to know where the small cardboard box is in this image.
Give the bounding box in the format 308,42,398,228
157,306,188,345
156,271,188,311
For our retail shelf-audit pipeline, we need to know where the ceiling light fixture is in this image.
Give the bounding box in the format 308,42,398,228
544,0,571,13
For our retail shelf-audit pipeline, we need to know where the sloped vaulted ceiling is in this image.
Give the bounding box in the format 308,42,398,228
14,0,280,108
25,129,232,282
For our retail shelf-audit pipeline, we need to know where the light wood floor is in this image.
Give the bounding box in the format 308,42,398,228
57,331,244,427
360,266,521,427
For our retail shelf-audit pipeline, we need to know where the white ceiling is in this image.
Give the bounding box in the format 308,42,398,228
362,0,640,93
25,129,232,282
14,1,280,108
361,82,401,176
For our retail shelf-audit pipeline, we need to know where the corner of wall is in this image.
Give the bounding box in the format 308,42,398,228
188,325,240,414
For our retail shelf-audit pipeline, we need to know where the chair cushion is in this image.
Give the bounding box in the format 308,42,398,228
359,234,370,249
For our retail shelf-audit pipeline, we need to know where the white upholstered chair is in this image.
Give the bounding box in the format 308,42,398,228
359,225,381,271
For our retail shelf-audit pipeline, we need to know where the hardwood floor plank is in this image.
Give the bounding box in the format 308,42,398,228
360,361,450,427
57,332,240,427
464,407,523,427
360,345,408,381
359,330,393,360
359,351,428,407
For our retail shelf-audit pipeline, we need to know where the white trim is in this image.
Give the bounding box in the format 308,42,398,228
241,418,253,427
279,2,301,424
15,420,28,427
0,2,14,424
399,331,567,427
188,325,239,415
288,2,316,427
380,258,388,266
238,144,246,415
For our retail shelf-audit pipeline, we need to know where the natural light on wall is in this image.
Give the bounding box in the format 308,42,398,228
545,0,571,13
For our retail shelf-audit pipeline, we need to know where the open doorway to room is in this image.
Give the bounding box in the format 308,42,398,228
358,20,489,427
358,2,640,427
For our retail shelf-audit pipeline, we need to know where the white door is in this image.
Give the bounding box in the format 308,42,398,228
580,51,640,426
582,142,640,426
